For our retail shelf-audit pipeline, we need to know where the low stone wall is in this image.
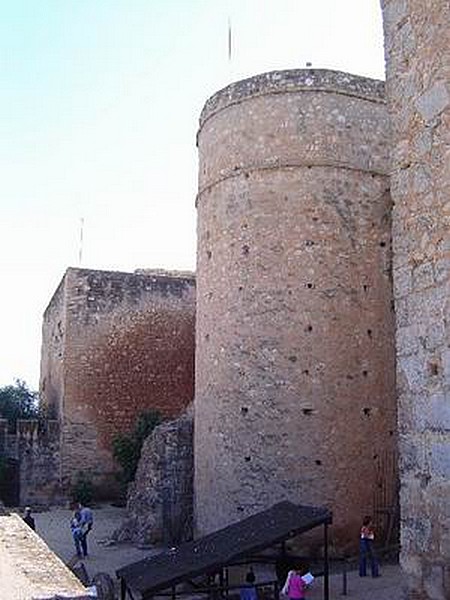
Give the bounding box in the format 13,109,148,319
0,512,88,599
0,419,62,507
113,411,194,545
17,420,62,506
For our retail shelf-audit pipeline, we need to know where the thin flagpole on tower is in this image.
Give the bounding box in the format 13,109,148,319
228,17,232,62
227,16,234,82
78,217,84,266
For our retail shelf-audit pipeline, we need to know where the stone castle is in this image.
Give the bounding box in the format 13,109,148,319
21,1,450,598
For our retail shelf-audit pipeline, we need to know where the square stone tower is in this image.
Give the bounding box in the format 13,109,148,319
40,267,195,498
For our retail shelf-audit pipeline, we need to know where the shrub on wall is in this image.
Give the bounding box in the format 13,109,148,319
113,410,162,486
71,471,94,505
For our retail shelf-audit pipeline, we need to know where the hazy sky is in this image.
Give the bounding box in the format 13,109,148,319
0,0,385,388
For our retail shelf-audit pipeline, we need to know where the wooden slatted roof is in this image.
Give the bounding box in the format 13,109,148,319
117,501,332,599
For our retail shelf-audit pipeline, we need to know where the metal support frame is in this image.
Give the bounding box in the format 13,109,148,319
342,560,348,596
118,510,333,600
324,522,330,600
120,578,135,600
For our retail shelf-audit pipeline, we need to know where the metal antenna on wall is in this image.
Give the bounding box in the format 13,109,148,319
78,217,84,266
227,16,234,82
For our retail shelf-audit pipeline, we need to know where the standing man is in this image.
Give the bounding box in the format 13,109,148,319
22,506,36,531
77,502,94,558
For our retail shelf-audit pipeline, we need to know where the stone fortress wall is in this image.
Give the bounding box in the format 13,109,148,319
195,69,397,550
40,267,196,498
381,0,450,598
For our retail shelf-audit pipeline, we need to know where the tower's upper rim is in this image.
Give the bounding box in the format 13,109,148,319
199,69,385,128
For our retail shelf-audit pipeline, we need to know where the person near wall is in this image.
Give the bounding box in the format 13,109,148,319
240,568,258,600
77,502,94,558
70,509,84,558
22,506,35,531
359,515,379,577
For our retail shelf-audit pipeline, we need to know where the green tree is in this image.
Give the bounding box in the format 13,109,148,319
0,379,39,431
71,471,94,505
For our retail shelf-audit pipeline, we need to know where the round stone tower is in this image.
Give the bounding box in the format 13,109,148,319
195,69,397,550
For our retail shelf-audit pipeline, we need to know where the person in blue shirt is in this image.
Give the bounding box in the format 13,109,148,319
240,569,257,600
77,502,94,558
70,509,83,558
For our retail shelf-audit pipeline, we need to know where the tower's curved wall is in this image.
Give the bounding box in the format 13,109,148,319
195,69,397,550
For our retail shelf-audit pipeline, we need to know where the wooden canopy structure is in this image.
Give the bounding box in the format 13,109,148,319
117,501,333,600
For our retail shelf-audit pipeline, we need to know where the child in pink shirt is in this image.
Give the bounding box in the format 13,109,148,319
285,569,307,600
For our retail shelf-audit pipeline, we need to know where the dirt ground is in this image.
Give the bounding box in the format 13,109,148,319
29,505,404,599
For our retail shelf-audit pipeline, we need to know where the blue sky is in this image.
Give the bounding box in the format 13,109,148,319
0,0,385,387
